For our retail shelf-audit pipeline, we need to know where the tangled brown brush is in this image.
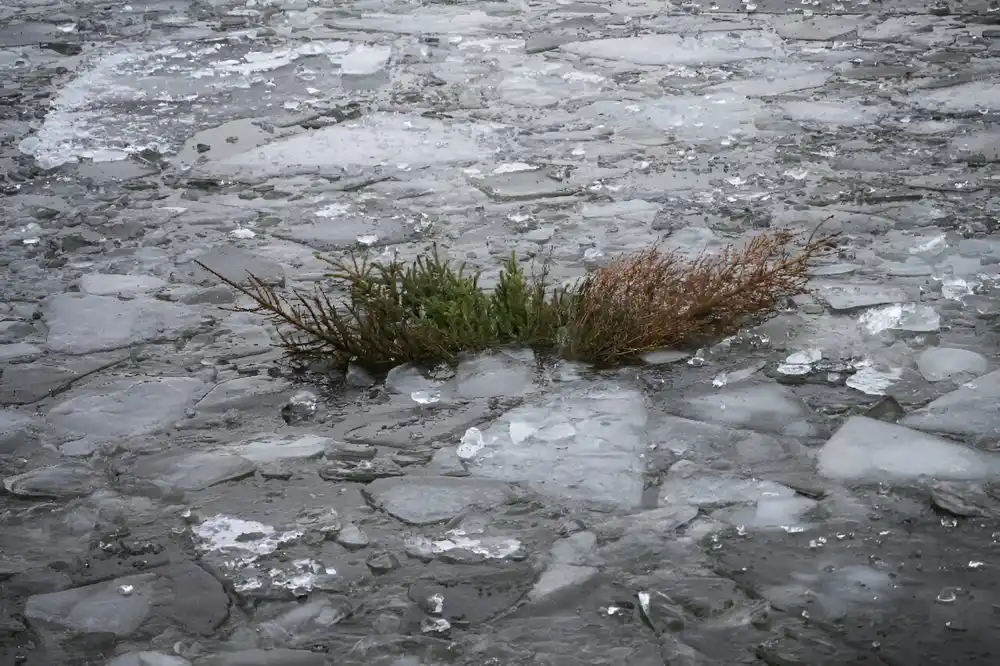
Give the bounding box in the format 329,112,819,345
197,227,836,372
563,228,836,363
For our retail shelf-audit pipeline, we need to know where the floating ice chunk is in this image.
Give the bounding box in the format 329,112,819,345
859,303,940,334
900,368,1000,441
315,203,350,219
195,41,351,78
356,234,379,246
509,420,536,445
493,162,537,174
471,383,647,506
917,347,989,382
719,493,817,530
713,362,766,386
846,364,901,396
457,427,488,461
18,135,40,155
782,100,880,127
641,349,690,365
453,350,535,398
211,113,488,177
269,558,331,595
560,31,781,66
673,383,812,436
818,416,1000,482
422,617,451,633
386,363,441,395
339,45,391,76
940,276,973,300
909,233,948,254
230,226,256,239
431,535,521,559
817,284,906,311
777,348,822,375
410,390,441,405
192,515,302,564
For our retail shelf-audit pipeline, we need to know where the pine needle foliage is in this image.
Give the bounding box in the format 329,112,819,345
197,229,836,372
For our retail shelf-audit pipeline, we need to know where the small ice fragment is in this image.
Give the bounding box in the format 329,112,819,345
230,227,256,239
428,593,444,614
118,584,134,596
777,348,822,375
509,420,536,445
637,591,651,617
357,234,378,246
941,277,973,301
910,234,947,254
315,203,349,219
493,162,536,174
18,136,40,155
421,616,451,633
719,362,765,385
410,390,441,405
457,427,486,461
846,366,902,396
860,303,940,334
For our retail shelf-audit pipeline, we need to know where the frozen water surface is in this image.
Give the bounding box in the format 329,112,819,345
6,1,1000,665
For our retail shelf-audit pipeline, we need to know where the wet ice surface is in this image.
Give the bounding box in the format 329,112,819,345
5,0,1000,664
